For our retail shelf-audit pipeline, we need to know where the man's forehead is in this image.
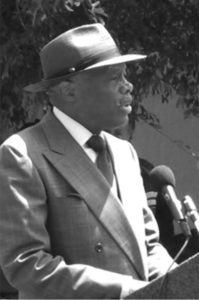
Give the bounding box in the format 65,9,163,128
95,63,127,76
79,63,127,80
107,63,127,72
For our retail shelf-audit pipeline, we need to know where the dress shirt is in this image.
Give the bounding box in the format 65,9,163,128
53,106,97,162
53,106,119,196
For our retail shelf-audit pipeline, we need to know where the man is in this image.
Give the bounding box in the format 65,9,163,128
0,23,176,299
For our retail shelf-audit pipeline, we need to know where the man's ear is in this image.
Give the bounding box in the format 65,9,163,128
59,81,75,102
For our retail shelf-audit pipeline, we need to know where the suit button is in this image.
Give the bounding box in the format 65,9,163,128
95,242,103,253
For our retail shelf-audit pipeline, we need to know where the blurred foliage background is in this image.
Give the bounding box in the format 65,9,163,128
1,0,199,143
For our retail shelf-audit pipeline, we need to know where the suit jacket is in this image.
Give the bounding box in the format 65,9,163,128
0,111,175,299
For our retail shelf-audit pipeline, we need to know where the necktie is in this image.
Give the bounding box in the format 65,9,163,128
87,135,114,185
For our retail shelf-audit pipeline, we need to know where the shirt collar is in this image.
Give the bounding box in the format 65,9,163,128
53,106,94,148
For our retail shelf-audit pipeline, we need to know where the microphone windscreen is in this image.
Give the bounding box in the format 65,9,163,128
149,165,176,191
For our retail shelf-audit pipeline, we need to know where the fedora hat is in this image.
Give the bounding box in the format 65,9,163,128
24,23,146,93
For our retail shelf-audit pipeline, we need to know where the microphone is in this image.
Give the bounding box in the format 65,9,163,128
182,195,199,234
149,165,191,237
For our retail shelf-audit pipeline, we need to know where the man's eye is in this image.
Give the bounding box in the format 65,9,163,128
112,74,121,81
112,74,128,82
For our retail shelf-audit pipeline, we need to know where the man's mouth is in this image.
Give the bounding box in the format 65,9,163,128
118,103,132,114
118,98,133,114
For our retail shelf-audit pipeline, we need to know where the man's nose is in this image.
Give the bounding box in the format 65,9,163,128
119,78,133,94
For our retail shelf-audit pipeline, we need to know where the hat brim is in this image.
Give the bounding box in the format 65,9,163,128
23,54,146,93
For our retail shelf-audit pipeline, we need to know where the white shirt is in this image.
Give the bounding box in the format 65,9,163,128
53,106,98,162
53,106,118,196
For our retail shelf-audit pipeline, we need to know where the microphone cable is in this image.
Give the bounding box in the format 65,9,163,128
158,235,191,298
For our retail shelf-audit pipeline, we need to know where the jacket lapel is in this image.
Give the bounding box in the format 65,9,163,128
104,132,148,276
41,112,146,279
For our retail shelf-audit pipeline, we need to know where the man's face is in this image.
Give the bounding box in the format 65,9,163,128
73,63,133,133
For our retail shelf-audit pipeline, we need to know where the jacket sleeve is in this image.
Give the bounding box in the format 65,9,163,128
128,142,177,280
0,137,146,299
143,203,177,280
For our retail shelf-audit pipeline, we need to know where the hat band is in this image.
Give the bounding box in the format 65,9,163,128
47,46,120,80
